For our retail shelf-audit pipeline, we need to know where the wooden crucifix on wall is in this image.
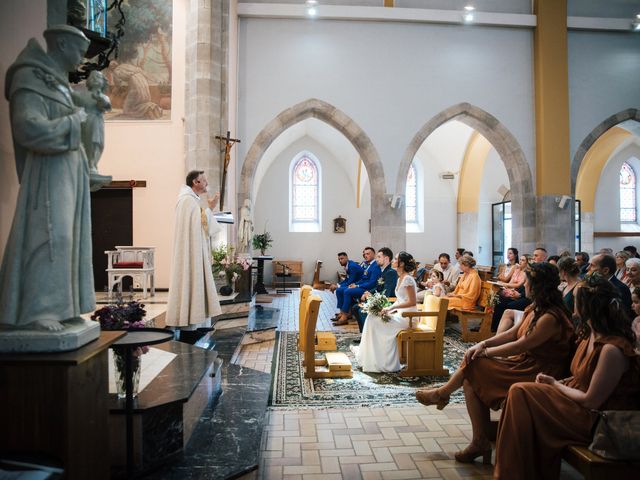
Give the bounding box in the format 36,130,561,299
215,130,241,211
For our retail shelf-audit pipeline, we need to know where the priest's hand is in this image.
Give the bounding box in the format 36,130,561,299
207,192,220,210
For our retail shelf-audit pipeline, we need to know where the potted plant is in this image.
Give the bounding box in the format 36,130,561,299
252,230,273,256
91,296,148,398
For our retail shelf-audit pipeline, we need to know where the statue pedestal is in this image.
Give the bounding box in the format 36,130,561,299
0,330,125,480
0,318,100,353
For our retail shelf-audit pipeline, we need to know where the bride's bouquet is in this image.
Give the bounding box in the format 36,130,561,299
362,292,393,323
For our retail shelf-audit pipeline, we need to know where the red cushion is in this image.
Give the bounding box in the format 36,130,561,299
113,262,144,268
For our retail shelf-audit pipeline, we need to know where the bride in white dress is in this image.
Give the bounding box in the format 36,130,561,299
356,252,418,372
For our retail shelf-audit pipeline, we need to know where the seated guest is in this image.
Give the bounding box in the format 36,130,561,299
491,254,531,331
446,255,481,310
415,264,430,303
497,248,519,282
614,250,631,281
432,253,460,292
354,247,398,333
451,248,465,273
427,269,447,297
587,253,633,317
356,252,417,372
329,252,363,320
494,275,639,479
334,247,381,325
624,257,640,289
557,256,580,314
599,247,614,255
632,288,640,353
416,263,574,465
624,244,640,258
532,247,548,263
575,251,590,276
547,255,560,265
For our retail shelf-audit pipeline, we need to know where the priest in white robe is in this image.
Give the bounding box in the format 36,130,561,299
166,170,222,330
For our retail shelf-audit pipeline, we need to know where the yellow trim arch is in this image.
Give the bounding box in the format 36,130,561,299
575,126,631,213
457,132,493,213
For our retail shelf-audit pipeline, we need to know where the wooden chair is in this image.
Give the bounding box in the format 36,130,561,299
298,285,336,352
563,445,640,480
396,295,450,377
105,246,155,299
302,294,352,378
450,281,495,343
312,260,329,290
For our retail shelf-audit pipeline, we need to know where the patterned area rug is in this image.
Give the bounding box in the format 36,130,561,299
269,328,472,408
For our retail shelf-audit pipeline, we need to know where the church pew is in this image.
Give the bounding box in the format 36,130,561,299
449,280,495,343
396,295,449,377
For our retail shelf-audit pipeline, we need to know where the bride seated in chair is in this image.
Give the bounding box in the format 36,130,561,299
356,251,418,372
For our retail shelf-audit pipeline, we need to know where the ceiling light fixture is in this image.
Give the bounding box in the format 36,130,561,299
633,13,640,31
306,0,318,17
462,4,475,23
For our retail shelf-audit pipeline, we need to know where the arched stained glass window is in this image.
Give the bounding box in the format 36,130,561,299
406,163,418,224
620,162,636,223
290,153,321,231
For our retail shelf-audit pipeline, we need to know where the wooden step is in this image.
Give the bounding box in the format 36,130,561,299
325,352,352,372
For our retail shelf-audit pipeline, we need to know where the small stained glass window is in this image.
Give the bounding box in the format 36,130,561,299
620,162,636,223
291,155,319,224
406,163,418,224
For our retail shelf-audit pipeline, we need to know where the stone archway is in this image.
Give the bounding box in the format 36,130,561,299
571,108,640,192
238,99,400,249
395,102,536,253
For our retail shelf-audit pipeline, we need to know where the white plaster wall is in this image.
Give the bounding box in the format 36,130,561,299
0,0,47,259
568,30,640,158
593,143,640,253
237,18,536,194
253,136,371,285
99,0,188,288
406,121,473,263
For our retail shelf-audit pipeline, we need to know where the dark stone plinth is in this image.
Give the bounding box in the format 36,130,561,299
247,305,280,332
142,326,271,479
109,340,222,474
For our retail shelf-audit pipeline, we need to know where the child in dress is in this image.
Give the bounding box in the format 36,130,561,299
429,269,446,298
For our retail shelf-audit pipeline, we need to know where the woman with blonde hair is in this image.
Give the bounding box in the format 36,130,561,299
446,255,481,310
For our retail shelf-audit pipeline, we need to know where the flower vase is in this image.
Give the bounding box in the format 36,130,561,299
260,248,266,256
113,348,142,399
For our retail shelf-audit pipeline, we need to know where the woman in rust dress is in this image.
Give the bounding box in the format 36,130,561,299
494,274,639,480
416,263,574,464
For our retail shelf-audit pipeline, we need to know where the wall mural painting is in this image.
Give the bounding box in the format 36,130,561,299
103,0,173,121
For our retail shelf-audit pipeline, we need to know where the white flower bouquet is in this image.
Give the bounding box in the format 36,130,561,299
361,292,393,323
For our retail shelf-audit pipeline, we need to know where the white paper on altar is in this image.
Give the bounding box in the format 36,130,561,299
108,347,177,394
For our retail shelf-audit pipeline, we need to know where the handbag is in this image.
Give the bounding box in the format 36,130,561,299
588,410,640,461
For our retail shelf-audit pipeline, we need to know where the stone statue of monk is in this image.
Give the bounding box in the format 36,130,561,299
0,25,96,333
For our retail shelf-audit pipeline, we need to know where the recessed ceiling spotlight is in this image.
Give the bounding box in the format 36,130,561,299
307,7,317,16
463,12,474,23
464,5,475,11
306,0,318,5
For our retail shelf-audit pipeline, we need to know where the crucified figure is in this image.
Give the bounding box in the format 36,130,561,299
215,130,241,211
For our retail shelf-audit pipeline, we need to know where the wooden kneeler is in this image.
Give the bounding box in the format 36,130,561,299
396,295,449,377
302,294,352,378
298,285,336,352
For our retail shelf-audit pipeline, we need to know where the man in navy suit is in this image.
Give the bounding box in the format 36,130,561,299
353,247,398,333
588,253,633,317
330,252,364,320
335,247,381,325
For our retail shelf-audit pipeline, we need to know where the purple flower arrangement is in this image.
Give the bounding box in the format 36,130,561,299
91,300,147,330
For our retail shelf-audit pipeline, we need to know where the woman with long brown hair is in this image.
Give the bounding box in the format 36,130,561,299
416,263,574,464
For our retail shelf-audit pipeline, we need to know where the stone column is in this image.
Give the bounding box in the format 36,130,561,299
533,0,574,254
184,0,229,199
371,194,405,255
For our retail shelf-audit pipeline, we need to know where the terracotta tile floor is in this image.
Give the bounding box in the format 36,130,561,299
232,289,583,479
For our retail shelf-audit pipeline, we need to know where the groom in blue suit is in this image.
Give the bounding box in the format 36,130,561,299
334,246,381,325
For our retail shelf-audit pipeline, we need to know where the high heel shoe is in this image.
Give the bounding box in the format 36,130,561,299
454,442,492,464
415,388,450,410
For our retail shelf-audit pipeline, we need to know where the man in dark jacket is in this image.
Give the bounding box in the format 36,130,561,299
353,247,397,333
330,252,363,320
335,247,382,325
588,253,633,317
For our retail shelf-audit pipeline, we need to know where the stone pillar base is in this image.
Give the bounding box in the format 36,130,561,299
536,195,575,255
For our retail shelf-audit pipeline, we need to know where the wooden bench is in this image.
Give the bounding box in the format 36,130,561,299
477,264,496,281
563,445,640,480
450,280,496,343
298,285,336,352
272,259,303,288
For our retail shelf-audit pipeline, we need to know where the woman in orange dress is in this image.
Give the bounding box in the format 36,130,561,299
416,263,574,464
494,274,639,480
446,255,481,310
